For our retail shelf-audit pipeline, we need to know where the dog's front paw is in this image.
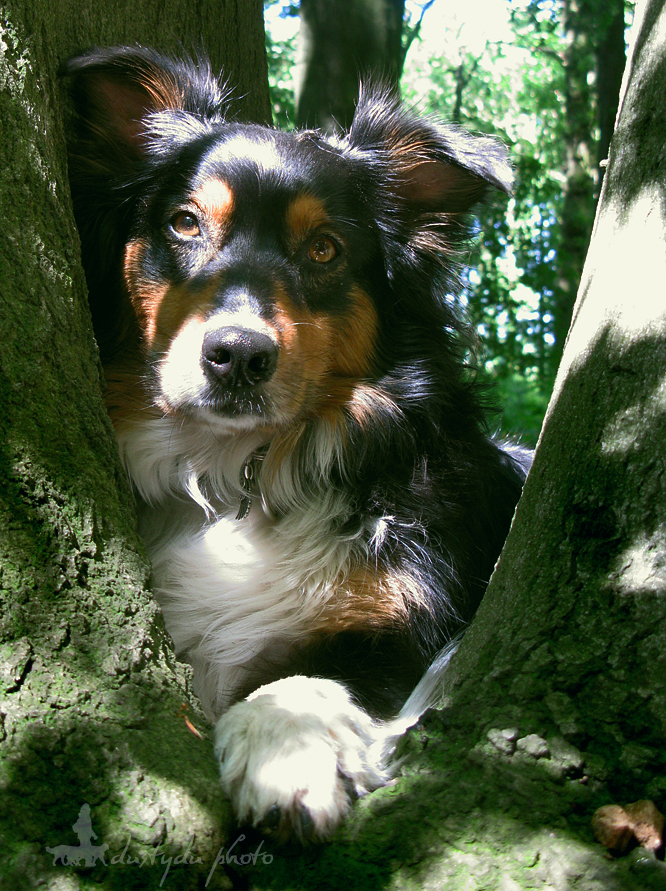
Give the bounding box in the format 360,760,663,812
214,676,387,843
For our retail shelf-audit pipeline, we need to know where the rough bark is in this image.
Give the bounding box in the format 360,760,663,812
237,1,666,886
294,0,405,130
0,3,268,889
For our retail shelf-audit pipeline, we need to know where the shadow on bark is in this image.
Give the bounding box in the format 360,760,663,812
1,685,231,890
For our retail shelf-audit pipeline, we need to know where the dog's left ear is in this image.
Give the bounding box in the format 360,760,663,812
65,46,231,168
347,86,512,215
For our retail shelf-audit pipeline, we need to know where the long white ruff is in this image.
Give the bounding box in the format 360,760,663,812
115,413,369,718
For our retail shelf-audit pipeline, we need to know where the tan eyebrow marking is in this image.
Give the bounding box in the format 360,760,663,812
285,193,331,247
191,178,235,235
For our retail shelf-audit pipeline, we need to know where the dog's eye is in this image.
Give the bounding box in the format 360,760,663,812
170,212,201,238
308,237,338,264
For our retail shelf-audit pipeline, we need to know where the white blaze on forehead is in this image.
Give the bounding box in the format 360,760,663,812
203,133,285,177
203,306,278,343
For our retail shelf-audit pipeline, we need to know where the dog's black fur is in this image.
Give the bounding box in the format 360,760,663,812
66,46,530,841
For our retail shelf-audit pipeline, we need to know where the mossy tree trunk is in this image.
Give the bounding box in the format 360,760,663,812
0,3,269,889
243,1,666,887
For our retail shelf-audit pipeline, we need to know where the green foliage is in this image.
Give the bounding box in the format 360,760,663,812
401,29,568,443
494,372,551,445
264,1,298,128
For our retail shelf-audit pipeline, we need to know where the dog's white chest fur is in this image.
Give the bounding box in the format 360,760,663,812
117,416,363,716
149,498,362,716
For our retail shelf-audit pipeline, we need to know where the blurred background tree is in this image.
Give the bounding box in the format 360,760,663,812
264,0,632,445
295,0,406,129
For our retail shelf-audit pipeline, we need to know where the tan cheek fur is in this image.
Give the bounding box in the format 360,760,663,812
332,286,378,377
245,286,380,464
313,287,381,428
266,289,334,422
123,179,234,351
264,285,379,427
123,238,167,348
124,239,218,353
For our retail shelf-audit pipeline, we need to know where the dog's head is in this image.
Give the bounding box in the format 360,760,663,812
67,47,511,436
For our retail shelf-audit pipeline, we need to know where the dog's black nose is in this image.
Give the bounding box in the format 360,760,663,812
201,327,278,385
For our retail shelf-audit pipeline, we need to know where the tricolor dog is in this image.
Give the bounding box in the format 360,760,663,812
66,47,529,842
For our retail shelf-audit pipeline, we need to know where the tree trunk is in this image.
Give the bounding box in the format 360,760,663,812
0,3,268,889
596,0,627,172
295,0,405,130
240,1,666,886
552,0,598,370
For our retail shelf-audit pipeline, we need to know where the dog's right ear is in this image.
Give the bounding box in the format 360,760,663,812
348,85,512,213
65,46,230,162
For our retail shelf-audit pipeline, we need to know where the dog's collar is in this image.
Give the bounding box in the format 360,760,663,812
236,447,271,520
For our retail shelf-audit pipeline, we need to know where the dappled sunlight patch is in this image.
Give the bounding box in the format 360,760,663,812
610,531,666,595
600,373,666,456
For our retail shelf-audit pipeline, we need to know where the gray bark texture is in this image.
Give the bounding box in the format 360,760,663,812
241,1,666,887
0,2,268,889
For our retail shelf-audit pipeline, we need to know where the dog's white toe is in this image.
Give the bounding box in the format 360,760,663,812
214,676,387,842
